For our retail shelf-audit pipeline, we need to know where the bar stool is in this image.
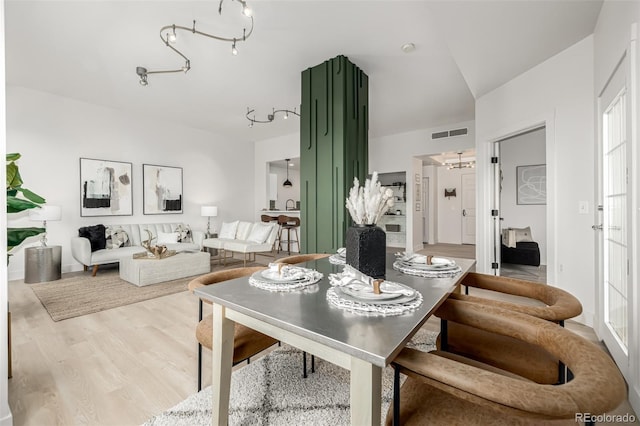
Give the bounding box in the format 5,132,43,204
261,215,280,253
277,215,300,255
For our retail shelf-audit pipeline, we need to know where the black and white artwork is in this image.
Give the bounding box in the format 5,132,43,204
143,164,183,214
517,164,546,205
80,158,133,217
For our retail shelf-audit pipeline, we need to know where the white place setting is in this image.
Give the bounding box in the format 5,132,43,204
328,247,346,264
393,252,463,278
248,263,323,291
327,264,423,316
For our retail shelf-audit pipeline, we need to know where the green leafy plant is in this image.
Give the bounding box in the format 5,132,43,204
7,153,46,252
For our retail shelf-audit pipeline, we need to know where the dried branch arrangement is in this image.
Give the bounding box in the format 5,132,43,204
345,172,395,225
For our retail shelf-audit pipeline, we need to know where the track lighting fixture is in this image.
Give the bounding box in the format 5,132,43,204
246,107,300,126
136,0,253,86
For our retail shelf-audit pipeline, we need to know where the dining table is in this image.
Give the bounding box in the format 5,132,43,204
193,253,476,425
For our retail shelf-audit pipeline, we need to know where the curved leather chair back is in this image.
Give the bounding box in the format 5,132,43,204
389,299,626,425
276,253,330,265
188,266,266,305
443,272,583,383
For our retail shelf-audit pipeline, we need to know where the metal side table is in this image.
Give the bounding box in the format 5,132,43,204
24,245,62,283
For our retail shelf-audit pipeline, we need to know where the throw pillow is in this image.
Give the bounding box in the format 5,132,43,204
174,223,192,243
219,221,239,239
157,232,180,245
247,223,273,244
513,226,533,242
78,224,107,252
105,226,130,249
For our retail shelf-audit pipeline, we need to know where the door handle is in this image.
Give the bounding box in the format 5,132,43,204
592,224,603,230
462,209,467,217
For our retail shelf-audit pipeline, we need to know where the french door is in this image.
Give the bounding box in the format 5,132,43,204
597,52,632,377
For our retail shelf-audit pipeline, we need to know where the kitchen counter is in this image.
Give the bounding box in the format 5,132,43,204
260,210,300,214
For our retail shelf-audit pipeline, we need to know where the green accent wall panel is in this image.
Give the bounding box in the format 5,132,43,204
300,55,368,254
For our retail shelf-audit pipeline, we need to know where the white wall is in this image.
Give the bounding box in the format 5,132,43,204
1,1,13,424
369,120,475,252
253,133,299,218
475,36,595,325
6,87,255,280
500,128,547,264
422,165,437,245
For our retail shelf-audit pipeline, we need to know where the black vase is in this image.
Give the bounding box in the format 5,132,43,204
346,224,386,279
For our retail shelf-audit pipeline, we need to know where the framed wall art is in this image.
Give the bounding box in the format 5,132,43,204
516,164,546,205
80,158,133,217
143,164,183,214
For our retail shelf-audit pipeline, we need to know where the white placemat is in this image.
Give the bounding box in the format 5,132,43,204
326,287,423,316
392,260,462,278
249,267,323,292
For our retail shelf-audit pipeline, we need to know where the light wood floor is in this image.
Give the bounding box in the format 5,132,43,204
7,249,638,425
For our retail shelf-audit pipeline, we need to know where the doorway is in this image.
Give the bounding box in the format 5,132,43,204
420,149,476,247
494,127,547,281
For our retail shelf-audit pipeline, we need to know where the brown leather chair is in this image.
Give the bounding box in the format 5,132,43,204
188,267,278,391
275,253,330,265
442,272,583,384
388,299,626,426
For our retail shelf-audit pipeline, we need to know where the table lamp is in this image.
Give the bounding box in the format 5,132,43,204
201,205,218,235
28,205,62,247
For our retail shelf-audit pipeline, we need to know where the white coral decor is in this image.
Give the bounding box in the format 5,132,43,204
345,172,395,225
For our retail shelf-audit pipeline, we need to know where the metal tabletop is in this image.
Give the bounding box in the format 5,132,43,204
194,254,475,368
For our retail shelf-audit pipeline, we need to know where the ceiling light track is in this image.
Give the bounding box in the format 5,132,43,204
136,0,254,86
246,107,300,127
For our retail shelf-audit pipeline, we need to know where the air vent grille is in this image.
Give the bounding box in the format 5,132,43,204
449,128,468,136
431,127,468,140
432,131,449,139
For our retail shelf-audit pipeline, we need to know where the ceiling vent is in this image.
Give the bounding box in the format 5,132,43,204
431,127,468,139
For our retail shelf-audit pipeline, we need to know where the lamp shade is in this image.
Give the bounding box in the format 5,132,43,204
28,205,61,222
201,206,218,217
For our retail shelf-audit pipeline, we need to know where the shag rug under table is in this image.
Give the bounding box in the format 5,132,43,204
144,329,437,426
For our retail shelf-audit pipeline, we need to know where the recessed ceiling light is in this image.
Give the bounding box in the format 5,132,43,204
401,43,415,53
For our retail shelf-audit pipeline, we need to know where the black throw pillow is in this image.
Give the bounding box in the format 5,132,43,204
79,224,107,252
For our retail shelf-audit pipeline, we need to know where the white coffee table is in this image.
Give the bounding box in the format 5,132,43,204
119,251,211,286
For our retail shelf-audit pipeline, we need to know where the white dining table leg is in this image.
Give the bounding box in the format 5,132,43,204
211,303,234,426
350,356,382,425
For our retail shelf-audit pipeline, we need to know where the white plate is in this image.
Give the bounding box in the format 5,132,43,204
398,261,458,271
259,270,307,283
340,287,403,300
334,287,418,305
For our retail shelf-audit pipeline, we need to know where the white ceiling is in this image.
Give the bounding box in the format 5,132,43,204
4,0,603,144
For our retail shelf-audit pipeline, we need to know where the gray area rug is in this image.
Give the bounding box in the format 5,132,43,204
29,258,266,322
143,329,437,426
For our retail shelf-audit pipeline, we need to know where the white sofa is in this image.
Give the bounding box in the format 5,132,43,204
71,223,205,276
203,220,279,266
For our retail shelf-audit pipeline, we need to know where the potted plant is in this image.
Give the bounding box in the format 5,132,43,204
6,153,46,260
